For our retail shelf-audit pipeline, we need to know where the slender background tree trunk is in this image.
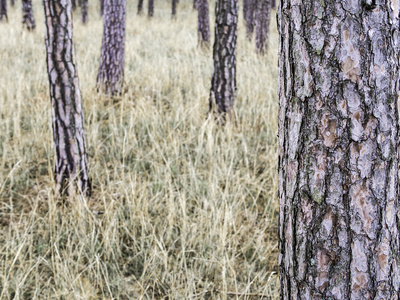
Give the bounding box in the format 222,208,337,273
22,0,35,30
197,0,210,47
209,0,238,121
0,0,8,22
171,0,178,19
100,0,104,16
97,0,127,96
244,0,255,39
255,0,271,54
193,0,197,10
278,0,400,298
43,0,91,195
81,0,88,23
71,0,76,11
137,0,143,14
148,0,154,17
10,0,14,7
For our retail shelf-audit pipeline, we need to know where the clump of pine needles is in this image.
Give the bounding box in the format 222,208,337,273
0,1,279,298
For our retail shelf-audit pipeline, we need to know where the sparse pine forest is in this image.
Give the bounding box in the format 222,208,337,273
0,0,279,298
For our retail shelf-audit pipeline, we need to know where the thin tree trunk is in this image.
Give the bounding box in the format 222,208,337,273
10,0,14,7
43,0,91,195
255,0,271,54
209,0,238,122
81,0,88,23
100,0,104,16
22,0,35,30
97,0,127,96
193,0,197,10
197,0,209,47
171,0,178,19
148,0,154,17
270,0,275,9
244,0,255,39
137,0,143,14
71,0,76,10
278,0,400,298
0,0,7,22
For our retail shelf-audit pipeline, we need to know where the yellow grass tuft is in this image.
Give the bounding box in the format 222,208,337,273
0,1,279,298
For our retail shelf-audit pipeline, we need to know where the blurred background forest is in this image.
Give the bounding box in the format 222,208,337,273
0,0,279,298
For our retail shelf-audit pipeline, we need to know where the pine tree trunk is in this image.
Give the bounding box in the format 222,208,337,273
255,0,271,54
43,0,91,195
278,1,400,298
209,0,238,121
22,0,35,31
197,0,210,47
100,0,104,16
97,0,126,96
137,0,143,14
0,0,7,22
244,0,255,39
148,0,154,17
81,0,88,23
171,0,178,19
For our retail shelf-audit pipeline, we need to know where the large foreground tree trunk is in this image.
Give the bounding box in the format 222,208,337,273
255,0,271,54
22,0,35,30
148,0,154,17
97,0,127,96
209,0,238,121
43,0,91,195
278,0,400,299
197,0,209,47
0,0,7,22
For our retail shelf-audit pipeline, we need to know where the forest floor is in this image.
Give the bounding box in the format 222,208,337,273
0,1,279,299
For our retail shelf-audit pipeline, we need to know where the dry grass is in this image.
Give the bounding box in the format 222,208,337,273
0,1,279,299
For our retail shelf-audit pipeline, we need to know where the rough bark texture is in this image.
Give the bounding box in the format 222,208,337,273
22,0,35,31
278,0,400,299
244,0,255,39
255,0,271,54
209,0,238,120
171,0,178,18
148,0,154,17
0,0,7,22
81,0,88,23
97,0,126,96
197,0,210,47
137,0,143,14
43,0,91,195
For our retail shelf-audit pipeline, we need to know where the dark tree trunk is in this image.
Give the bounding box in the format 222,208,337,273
22,0,35,30
244,0,255,39
10,0,14,7
197,0,209,47
270,0,275,9
43,0,91,195
278,0,400,299
0,0,8,22
81,0,88,23
100,0,104,16
171,0,178,19
97,0,126,96
209,0,238,121
137,0,143,14
255,0,271,54
193,0,197,10
148,0,154,17
71,0,76,10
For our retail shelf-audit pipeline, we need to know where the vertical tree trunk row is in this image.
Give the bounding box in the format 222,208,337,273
278,0,400,298
197,0,210,47
255,0,271,54
171,0,178,18
148,0,154,17
0,0,7,22
81,0,88,23
22,0,35,30
137,0,143,14
97,0,127,96
209,0,238,121
43,0,91,195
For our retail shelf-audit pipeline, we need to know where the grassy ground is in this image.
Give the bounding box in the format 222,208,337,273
0,1,279,299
